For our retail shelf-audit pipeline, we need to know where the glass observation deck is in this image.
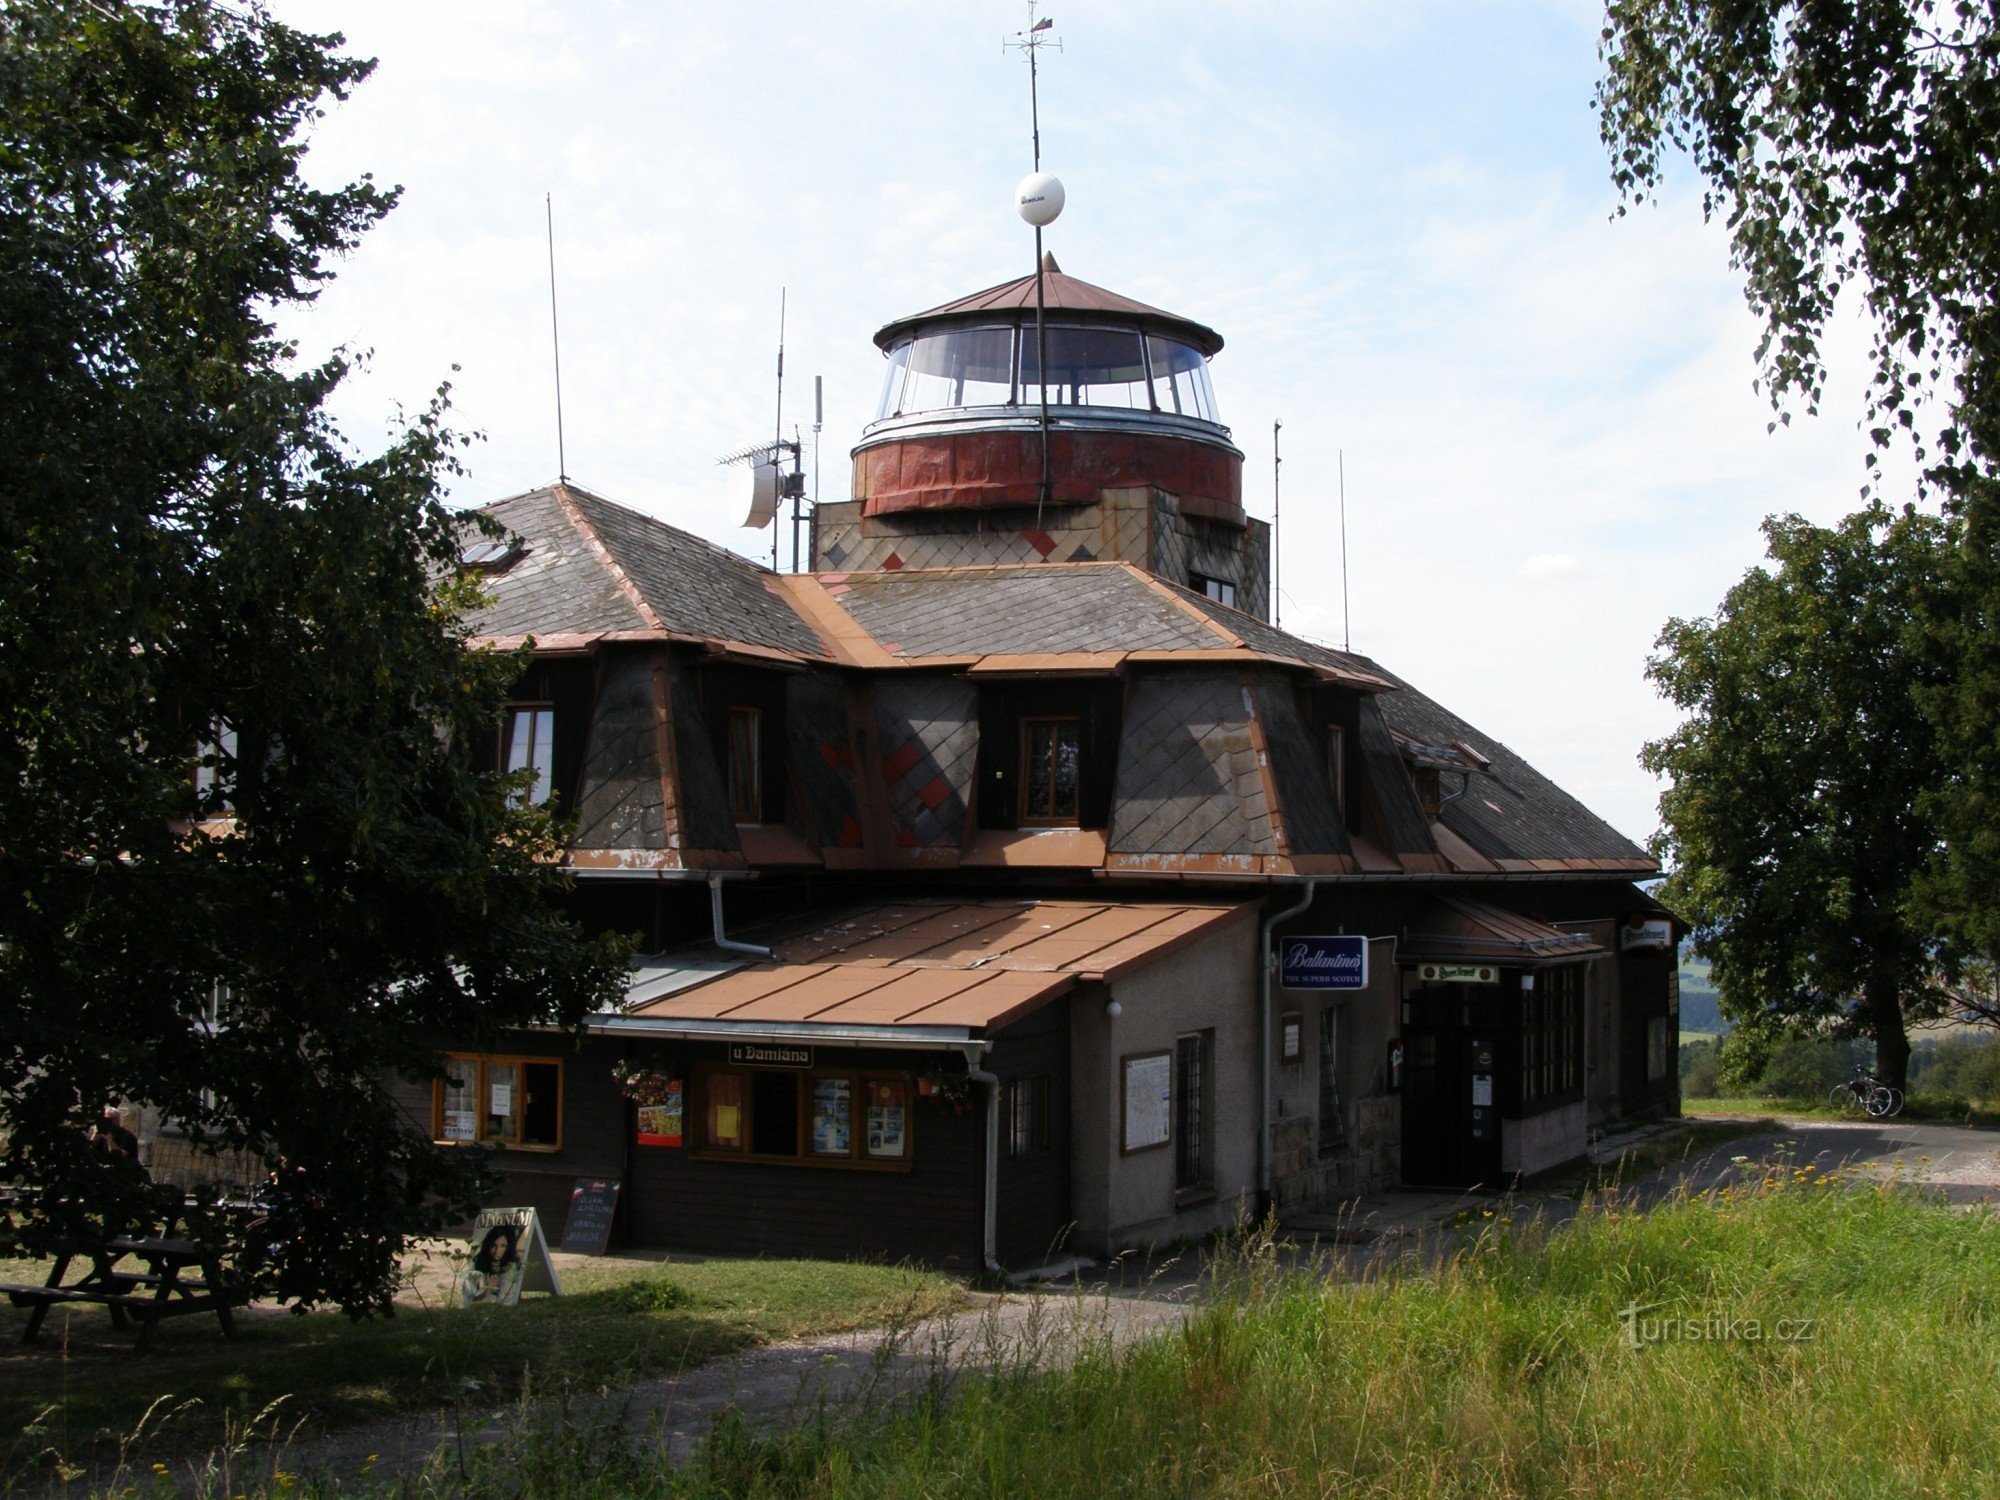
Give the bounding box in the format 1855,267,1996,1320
871,322,1221,427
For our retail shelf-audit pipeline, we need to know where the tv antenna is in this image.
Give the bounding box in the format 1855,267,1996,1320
718,288,805,569
1007,3,1063,523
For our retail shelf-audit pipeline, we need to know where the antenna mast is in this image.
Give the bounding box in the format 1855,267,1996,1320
1272,419,1282,627
1339,449,1351,652
1007,4,1061,523
546,193,568,483
809,375,823,572
773,289,786,572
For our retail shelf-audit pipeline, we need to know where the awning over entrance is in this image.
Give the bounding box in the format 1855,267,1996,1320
1398,895,1603,965
615,898,1258,1038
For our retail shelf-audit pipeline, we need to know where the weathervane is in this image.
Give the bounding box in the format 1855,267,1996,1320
1006,3,1064,519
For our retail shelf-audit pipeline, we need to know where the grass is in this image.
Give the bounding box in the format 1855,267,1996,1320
0,1251,963,1478
606,1169,2000,1499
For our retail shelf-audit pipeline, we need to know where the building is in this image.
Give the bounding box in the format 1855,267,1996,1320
396,258,1679,1270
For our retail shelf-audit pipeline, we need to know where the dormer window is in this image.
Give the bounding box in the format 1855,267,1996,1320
503,704,554,807
1191,572,1238,609
1412,767,1441,820
1020,717,1081,826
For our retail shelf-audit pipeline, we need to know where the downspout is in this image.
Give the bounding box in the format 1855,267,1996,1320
707,874,773,959
963,1041,1004,1276
1258,879,1317,1210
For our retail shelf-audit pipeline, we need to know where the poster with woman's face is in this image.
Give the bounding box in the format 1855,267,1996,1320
459,1209,531,1306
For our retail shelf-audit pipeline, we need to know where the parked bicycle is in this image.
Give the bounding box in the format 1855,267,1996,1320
1829,1066,1903,1118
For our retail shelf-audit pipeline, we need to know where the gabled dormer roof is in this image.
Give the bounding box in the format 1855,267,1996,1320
466,483,829,663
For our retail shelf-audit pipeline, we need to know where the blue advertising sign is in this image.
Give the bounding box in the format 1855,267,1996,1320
1278,935,1369,991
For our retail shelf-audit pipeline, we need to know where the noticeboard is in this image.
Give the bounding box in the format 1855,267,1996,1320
1122,1051,1172,1153
559,1178,621,1256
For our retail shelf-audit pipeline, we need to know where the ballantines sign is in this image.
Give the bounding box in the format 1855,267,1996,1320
1278,936,1369,991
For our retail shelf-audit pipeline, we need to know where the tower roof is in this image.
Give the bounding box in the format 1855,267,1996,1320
873,255,1224,356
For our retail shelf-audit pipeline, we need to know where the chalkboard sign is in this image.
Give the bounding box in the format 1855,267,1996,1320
559,1177,620,1255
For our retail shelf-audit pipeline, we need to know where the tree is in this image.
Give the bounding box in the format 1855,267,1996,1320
0,1,627,1313
1599,2,2000,966
1644,507,1957,1088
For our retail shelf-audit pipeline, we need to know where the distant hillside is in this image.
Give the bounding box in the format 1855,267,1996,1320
1679,957,1725,1035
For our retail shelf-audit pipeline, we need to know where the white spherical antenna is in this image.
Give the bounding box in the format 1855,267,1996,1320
1015,172,1065,227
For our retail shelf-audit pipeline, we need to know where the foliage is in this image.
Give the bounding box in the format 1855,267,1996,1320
1598,2,2000,963
0,0,627,1314
1677,1037,1719,1098
1643,507,1956,1085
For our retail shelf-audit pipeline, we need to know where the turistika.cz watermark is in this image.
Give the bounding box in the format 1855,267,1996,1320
1617,1301,1816,1349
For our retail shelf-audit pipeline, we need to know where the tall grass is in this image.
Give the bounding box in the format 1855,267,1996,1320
455,1167,2000,1499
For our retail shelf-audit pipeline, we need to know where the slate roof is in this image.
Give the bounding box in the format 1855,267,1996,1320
1362,659,1651,869
874,256,1225,355
468,483,829,660
824,564,1219,658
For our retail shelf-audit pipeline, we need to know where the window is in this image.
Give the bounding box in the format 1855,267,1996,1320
1021,325,1151,409
694,1065,911,1165
1020,717,1081,825
1191,572,1238,609
435,1055,562,1150
1412,766,1441,820
192,721,238,815
1174,1033,1211,1190
1317,1008,1344,1158
1327,724,1347,823
503,705,555,806
1519,968,1583,1108
1007,1076,1050,1156
727,707,762,823
1146,335,1220,422
894,325,1017,415
1647,1017,1671,1082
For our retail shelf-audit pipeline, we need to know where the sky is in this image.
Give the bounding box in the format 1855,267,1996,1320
268,0,1906,849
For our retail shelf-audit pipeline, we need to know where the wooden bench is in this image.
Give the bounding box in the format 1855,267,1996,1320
3,1237,247,1352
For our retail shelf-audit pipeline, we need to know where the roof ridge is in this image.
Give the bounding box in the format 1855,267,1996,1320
1123,563,1244,648
551,485,667,633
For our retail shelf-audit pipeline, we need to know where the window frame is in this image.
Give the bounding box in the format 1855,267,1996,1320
1018,716,1083,827
690,1063,915,1171
1006,1075,1051,1157
433,1053,564,1152
1190,572,1238,609
501,702,557,807
1327,724,1348,823
1518,967,1584,1110
726,705,763,824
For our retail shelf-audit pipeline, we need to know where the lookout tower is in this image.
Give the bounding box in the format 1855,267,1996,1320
813,255,1268,618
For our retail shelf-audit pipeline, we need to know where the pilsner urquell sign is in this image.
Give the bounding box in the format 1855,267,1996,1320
1279,935,1369,991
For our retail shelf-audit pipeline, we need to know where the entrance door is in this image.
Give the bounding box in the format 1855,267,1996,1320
1400,998,1464,1186
1399,985,1505,1188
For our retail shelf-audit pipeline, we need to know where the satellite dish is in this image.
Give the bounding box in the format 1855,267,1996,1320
1015,172,1065,227
742,458,780,529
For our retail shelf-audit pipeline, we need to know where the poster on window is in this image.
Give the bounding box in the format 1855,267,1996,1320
635,1079,683,1147
811,1077,852,1155
1122,1052,1172,1152
443,1109,477,1142
866,1081,907,1158
458,1206,561,1307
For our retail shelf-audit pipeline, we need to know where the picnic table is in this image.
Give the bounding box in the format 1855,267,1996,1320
2,1235,246,1352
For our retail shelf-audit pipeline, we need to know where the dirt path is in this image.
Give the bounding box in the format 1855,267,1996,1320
107,1282,1194,1495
